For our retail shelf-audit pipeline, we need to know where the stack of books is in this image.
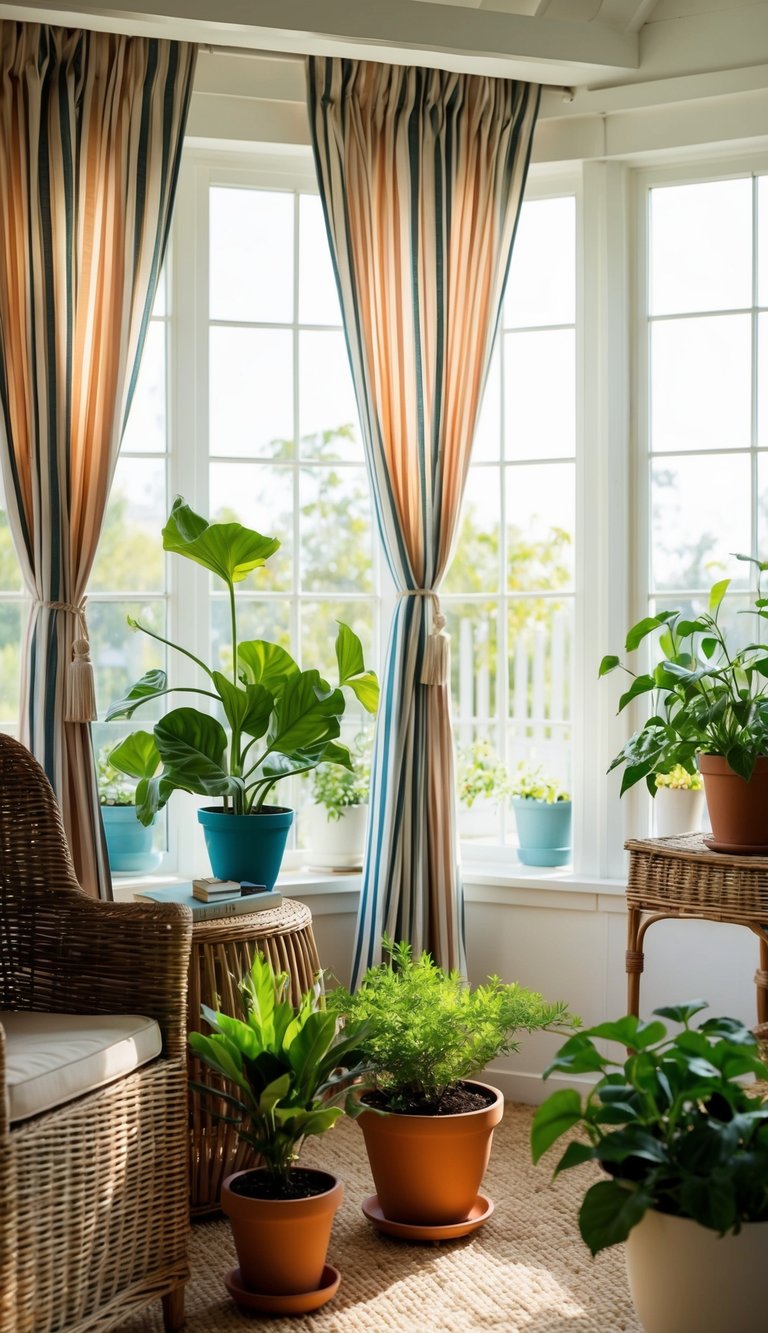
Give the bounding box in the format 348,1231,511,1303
134,878,283,921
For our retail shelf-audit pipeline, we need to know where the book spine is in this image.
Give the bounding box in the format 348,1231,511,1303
192,894,282,922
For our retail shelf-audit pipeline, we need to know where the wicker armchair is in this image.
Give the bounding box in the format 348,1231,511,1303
0,733,193,1333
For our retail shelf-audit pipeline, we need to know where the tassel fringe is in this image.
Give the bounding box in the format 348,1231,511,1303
66,637,97,722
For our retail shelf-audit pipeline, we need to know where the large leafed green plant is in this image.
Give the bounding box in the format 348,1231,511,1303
107,498,379,825
600,556,768,790
531,1002,768,1256
189,952,371,1188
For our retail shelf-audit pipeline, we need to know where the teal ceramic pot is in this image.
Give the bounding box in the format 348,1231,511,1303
512,798,572,868
197,806,294,890
102,805,161,874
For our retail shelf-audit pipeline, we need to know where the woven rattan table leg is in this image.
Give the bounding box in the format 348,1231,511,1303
162,1286,185,1331
626,907,644,1017
755,932,768,1025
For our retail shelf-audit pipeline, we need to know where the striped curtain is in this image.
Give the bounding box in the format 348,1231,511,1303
308,58,540,982
0,24,196,897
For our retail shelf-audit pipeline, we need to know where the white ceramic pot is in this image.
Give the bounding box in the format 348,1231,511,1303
301,803,368,871
653,787,705,837
625,1209,768,1333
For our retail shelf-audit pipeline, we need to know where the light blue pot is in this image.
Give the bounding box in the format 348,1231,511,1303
102,805,161,874
512,798,572,868
197,806,294,890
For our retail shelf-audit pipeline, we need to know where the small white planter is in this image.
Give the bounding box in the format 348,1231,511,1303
301,803,368,871
653,787,705,837
626,1209,768,1333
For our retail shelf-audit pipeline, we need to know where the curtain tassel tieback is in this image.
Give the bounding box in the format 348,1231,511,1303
398,589,450,687
38,599,97,723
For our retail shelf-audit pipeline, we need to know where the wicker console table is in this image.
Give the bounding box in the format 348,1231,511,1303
187,897,321,1216
625,834,768,1023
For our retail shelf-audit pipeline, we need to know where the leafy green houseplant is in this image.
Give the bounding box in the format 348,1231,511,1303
189,951,371,1301
107,498,379,885
96,732,161,874
600,559,768,851
310,730,371,820
302,732,372,871
531,1002,768,1333
328,938,575,1230
508,762,572,868
456,739,511,809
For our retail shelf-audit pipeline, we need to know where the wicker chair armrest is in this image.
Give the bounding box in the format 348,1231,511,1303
22,899,192,1059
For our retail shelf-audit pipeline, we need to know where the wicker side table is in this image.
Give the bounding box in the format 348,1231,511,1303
187,897,321,1216
625,834,768,1022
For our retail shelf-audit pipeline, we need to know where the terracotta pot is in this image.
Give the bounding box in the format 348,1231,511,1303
222,1168,343,1295
698,754,768,851
358,1081,503,1225
626,1208,768,1333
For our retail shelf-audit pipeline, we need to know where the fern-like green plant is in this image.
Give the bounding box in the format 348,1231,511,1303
189,952,371,1188
327,938,576,1113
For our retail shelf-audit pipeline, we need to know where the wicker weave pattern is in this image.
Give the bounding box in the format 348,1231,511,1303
626,834,768,921
0,734,193,1332
187,899,321,1215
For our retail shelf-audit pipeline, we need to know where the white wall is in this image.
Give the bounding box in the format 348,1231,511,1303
295,872,761,1104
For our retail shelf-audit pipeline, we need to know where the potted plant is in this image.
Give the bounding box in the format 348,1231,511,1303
301,730,372,870
97,733,162,874
531,1001,768,1333
653,763,705,837
328,937,575,1237
188,950,371,1314
600,557,768,851
456,738,511,840
107,498,378,887
509,762,572,867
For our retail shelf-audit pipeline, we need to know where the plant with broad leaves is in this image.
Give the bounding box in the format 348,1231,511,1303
531,1001,768,1256
328,937,577,1113
310,729,372,819
106,498,379,825
188,951,372,1188
599,554,768,791
98,732,161,808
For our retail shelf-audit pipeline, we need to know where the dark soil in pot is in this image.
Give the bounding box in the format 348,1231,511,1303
229,1168,336,1201
362,1082,495,1116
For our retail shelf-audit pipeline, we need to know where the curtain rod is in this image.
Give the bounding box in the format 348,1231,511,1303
199,44,576,102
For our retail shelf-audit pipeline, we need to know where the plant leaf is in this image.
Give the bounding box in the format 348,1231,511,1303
578,1180,652,1256
108,730,160,782
154,707,239,797
162,497,280,585
238,640,300,694
105,668,169,721
266,670,345,754
625,618,662,652
530,1089,584,1163
598,655,620,677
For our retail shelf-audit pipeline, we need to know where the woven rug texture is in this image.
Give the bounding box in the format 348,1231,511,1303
118,1102,640,1333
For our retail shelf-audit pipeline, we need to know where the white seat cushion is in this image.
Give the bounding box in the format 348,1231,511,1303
1,1011,162,1124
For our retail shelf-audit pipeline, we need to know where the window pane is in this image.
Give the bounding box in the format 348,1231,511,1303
211,597,291,676
121,321,166,455
0,604,22,722
506,464,574,592
210,327,293,459
650,179,752,316
300,600,374,685
473,345,500,463
0,491,22,592
89,458,166,593
300,466,372,593
91,600,166,721
650,315,751,452
299,331,359,458
209,462,293,592
504,329,575,459
504,196,575,328
755,453,768,557
507,598,572,781
759,314,768,448
210,187,293,324
444,469,500,595
446,600,499,724
299,194,342,326
651,454,751,592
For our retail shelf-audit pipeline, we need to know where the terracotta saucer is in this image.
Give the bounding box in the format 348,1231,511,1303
361,1193,494,1241
224,1263,341,1314
703,836,768,856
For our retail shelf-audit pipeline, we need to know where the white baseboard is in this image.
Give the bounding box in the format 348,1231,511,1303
483,1065,595,1106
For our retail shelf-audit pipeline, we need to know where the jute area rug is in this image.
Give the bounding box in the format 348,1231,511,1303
118,1102,640,1333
